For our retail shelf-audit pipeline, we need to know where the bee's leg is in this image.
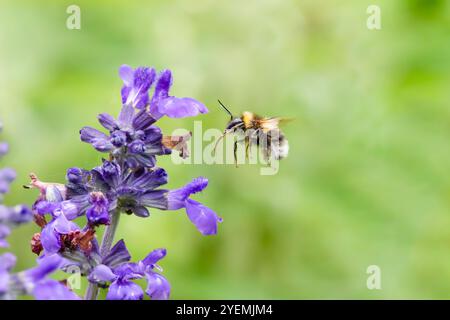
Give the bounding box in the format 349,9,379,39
213,131,227,156
234,140,238,168
245,135,250,159
263,131,272,166
248,129,260,161
263,146,270,166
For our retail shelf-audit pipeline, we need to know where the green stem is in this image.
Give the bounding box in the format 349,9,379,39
99,210,121,257
84,279,99,300
84,210,121,300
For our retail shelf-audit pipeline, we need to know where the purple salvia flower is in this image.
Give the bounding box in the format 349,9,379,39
27,175,99,256
80,105,170,168
168,177,222,235
32,201,96,257
66,162,169,219
150,69,208,119
88,240,170,300
39,210,79,254
25,65,220,300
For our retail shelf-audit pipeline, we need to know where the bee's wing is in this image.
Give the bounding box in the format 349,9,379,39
257,117,293,133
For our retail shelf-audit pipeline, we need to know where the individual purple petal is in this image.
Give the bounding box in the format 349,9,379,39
121,86,131,105
52,212,79,234
185,199,222,235
145,272,170,300
168,177,208,210
107,280,144,300
119,65,134,86
132,67,156,109
40,222,61,253
33,279,80,300
151,70,172,105
34,201,59,215
149,70,172,118
157,97,208,118
88,264,116,284
134,67,155,91
80,127,113,152
142,248,166,267
98,113,118,131
80,127,108,142
60,201,79,220
102,239,131,268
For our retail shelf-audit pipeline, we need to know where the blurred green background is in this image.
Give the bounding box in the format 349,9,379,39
1,0,449,299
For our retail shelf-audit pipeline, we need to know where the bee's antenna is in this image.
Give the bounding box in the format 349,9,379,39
217,99,233,120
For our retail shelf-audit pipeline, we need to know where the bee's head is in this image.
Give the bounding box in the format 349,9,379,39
217,100,243,131
225,117,244,131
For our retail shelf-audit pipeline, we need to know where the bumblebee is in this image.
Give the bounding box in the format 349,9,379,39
214,100,290,165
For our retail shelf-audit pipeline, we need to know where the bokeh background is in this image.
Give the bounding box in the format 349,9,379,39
1,0,449,299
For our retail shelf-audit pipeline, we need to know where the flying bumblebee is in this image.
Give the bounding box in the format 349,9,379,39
214,100,290,165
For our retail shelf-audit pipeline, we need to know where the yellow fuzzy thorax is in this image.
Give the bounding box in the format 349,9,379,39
241,111,255,129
